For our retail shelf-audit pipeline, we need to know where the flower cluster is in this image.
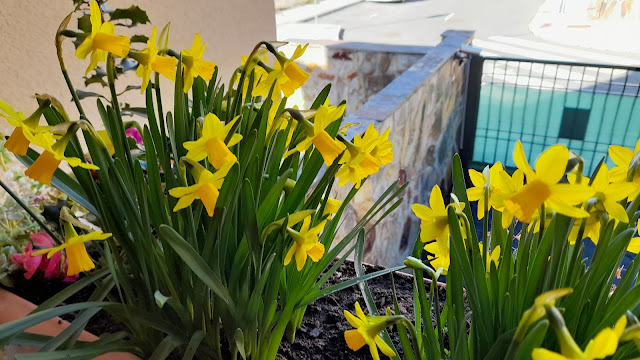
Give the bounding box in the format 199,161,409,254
412,140,640,274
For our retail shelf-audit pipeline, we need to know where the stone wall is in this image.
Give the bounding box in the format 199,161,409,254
335,31,473,267
282,41,431,115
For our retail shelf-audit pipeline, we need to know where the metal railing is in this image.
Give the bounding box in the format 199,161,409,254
461,55,640,175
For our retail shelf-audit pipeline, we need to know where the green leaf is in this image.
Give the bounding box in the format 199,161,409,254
182,330,205,360
159,225,235,311
301,265,406,305
109,6,150,26
149,335,185,360
514,320,549,360
0,302,110,343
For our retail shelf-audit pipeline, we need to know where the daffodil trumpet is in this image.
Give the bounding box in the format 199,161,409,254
2,98,52,156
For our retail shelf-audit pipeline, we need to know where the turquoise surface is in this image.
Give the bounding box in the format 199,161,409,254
472,83,640,175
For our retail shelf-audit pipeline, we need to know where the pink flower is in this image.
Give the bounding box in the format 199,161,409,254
31,232,55,248
125,128,143,144
10,232,65,280
11,243,43,280
44,252,63,279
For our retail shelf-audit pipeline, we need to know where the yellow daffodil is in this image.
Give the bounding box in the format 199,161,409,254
478,242,500,273
323,198,342,219
629,220,640,253
336,142,380,189
569,164,638,223
169,162,232,217
130,26,177,93
566,164,638,245
254,45,310,98
266,99,296,145
412,185,464,244
33,223,111,276
24,132,98,185
412,185,466,274
240,55,269,98
0,100,50,156
284,103,347,166
183,114,242,169
97,130,115,156
504,141,595,223
423,239,451,274
491,168,525,228
514,288,573,341
181,34,216,93
343,302,396,360
569,211,602,246
356,124,394,166
609,138,640,184
532,315,626,360
76,1,130,75
284,216,326,271
467,162,503,220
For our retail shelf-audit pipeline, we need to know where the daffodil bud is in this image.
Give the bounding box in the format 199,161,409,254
545,306,584,357
261,210,316,243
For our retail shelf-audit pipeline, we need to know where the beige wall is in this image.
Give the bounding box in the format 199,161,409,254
0,0,276,133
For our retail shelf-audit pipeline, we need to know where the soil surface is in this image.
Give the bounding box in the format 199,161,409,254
4,261,446,360
277,262,446,360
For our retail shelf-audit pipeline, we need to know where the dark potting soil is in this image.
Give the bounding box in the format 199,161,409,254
4,274,127,336
277,262,446,360
5,261,446,360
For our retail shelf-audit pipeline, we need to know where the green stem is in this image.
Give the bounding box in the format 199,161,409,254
61,69,87,122
0,177,62,244
483,187,489,266
400,319,422,360
432,278,445,357
538,203,546,245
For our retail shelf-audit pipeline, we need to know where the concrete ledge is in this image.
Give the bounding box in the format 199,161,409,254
346,30,473,130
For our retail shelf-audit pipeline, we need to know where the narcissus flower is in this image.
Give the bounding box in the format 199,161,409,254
285,103,347,166
567,164,638,245
629,220,640,253
239,54,269,98
76,1,130,75
323,198,342,219
24,132,99,185
491,168,525,228
284,216,326,271
478,242,500,273
183,114,242,169
343,302,396,360
130,26,177,92
532,313,626,360
254,44,310,98
181,33,216,93
504,141,595,223
514,288,573,341
169,162,232,217
412,185,464,244
34,223,111,276
0,99,50,156
336,141,380,189
609,138,640,184
356,124,394,166
412,185,465,274
467,163,503,220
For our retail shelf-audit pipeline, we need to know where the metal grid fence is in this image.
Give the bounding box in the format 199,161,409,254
463,56,640,175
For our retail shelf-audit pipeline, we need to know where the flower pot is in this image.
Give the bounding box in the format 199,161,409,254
0,289,138,360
